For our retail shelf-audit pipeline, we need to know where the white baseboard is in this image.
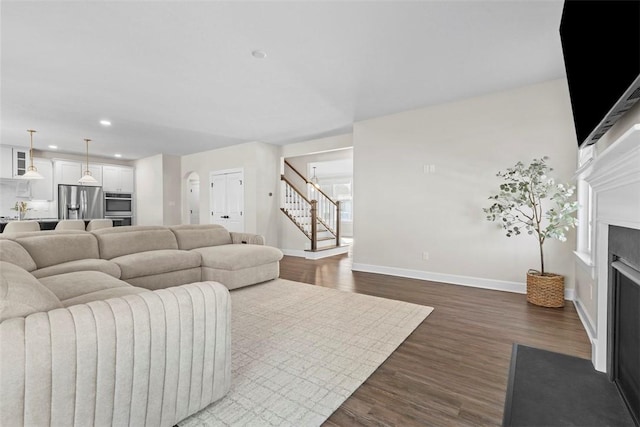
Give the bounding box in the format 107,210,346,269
351,262,577,300
281,249,307,258
351,263,526,294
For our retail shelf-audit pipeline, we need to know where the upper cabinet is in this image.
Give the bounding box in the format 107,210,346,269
0,146,31,178
102,165,134,192
55,160,82,185
12,148,29,177
30,158,54,200
54,160,102,186
0,146,13,179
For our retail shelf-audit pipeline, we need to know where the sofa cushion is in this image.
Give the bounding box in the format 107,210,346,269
0,239,37,272
93,226,179,259
61,286,149,307
31,259,121,279
193,245,283,271
15,232,100,269
111,249,202,280
0,261,63,321
170,224,232,250
125,268,202,290
38,270,138,302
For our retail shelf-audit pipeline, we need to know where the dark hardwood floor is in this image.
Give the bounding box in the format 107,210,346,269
278,251,591,427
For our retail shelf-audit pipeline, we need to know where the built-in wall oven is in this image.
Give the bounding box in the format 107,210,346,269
104,192,133,226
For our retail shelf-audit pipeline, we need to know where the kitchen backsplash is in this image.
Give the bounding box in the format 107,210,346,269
0,180,56,218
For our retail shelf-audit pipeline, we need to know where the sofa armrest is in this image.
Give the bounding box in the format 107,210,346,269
230,232,265,245
0,281,231,427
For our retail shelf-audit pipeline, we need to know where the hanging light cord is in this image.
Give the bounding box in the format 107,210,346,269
27,129,37,171
84,138,92,176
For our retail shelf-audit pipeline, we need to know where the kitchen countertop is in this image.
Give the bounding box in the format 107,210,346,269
0,217,58,224
0,218,124,232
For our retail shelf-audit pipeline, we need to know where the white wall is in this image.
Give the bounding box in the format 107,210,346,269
181,141,280,245
352,79,578,291
135,154,164,226
162,154,182,225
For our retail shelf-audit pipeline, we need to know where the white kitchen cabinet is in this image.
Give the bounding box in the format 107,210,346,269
0,146,13,179
54,160,102,186
102,165,134,192
30,158,54,200
86,164,102,186
12,148,29,177
55,160,82,185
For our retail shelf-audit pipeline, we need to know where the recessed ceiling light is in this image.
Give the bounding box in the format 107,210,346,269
48,145,58,149
251,50,267,59
114,153,122,158
100,120,112,126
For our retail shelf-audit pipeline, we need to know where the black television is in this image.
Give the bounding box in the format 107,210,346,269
559,0,640,148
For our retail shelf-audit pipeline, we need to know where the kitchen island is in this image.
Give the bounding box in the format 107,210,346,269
0,218,124,233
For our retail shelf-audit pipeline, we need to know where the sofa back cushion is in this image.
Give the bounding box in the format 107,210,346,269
93,226,179,259
0,238,37,272
170,224,232,250
14,232,100,269
0,261,62,321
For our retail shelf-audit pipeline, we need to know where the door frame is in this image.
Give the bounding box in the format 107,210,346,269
188,176,200,224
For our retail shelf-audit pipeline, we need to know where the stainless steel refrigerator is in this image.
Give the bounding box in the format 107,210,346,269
58,184,104,220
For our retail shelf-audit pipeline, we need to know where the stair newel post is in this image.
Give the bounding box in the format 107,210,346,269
311,200,318,251
336,200,341,245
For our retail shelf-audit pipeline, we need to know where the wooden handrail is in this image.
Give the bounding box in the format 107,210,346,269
284,159,308,183
283,160,337,207
280,175,312,204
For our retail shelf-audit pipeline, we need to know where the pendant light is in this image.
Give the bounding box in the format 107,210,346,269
22,129,44,180
311,166,320,188
78,138,98,184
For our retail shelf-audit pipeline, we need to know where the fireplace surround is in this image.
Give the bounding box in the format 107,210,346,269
577,124,640,375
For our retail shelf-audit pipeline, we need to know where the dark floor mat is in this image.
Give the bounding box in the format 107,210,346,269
503,344,635,427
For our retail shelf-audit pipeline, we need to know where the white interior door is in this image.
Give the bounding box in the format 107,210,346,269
188,179,200,224
210,170,244,232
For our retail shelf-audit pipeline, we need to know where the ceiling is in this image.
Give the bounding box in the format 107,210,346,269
1,1,567,160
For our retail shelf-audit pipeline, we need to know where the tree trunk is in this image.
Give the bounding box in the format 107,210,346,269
539,240,545,275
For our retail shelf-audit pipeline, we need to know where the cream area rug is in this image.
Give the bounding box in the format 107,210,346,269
180,279,433,427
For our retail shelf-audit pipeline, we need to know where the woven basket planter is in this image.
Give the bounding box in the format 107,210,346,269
526,271,565,308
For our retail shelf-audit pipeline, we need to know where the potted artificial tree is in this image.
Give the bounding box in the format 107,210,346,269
484,157,578,307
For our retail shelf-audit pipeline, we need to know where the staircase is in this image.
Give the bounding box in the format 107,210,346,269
281,160,342,252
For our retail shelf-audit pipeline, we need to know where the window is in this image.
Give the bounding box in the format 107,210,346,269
313,178,353,222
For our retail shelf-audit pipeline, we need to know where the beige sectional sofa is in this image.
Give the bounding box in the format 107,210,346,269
0,224,283,426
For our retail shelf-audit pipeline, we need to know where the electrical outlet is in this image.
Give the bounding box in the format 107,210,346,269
422,251,429,261
423,164,436,174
